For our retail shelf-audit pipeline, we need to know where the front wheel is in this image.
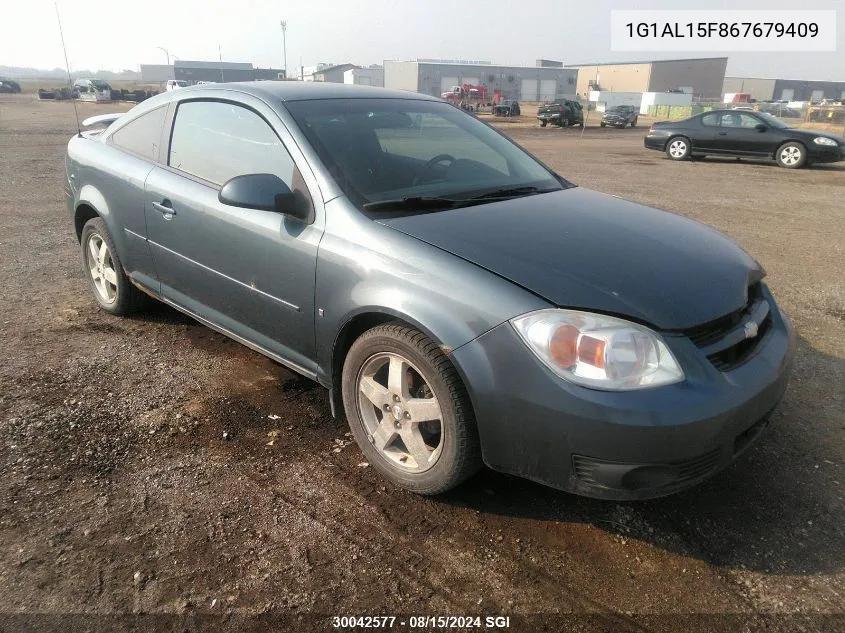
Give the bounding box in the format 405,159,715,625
342,324,482,495
539,120,547,127
600,122,606,128
776,142,806,168
666,136,691,161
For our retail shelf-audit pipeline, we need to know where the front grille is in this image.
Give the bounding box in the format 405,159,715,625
707,313,772,371
682,282,771,372
685,282,762,347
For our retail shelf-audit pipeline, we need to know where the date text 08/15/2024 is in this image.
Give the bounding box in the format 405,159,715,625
331,615,511,629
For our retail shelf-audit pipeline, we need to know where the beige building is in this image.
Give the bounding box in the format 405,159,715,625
566,58,728,100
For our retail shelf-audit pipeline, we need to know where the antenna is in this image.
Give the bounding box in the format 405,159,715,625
54,1,81,135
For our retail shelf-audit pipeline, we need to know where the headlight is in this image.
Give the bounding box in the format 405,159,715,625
813,137,838,146
510,310,684,391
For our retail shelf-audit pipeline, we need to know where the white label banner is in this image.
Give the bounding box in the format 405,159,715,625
611,10,837,51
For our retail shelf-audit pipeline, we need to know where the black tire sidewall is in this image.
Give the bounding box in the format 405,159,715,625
80,217,137,315
341,326,474,494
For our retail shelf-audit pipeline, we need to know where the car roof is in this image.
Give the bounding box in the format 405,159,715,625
174,81,440,103
701,109,762,115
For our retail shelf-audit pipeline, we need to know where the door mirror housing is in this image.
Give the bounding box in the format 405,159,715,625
755,124,767,132
218,173,309,221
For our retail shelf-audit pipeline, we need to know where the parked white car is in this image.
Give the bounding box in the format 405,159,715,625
166,80,189,91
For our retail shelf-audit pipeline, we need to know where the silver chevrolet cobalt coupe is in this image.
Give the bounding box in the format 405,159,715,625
66,82,794,499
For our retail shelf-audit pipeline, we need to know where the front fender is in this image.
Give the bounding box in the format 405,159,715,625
314,196,549,385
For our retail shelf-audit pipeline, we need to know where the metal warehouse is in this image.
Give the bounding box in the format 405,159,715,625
141,61,285,85
384,59,578,101
722,77,845,102
566,58,727,100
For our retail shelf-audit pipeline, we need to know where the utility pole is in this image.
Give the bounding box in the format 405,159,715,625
219,44,224,82
280,21,288,79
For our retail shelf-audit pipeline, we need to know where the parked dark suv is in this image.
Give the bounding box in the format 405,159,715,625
537,99,584,127
601,105,638,128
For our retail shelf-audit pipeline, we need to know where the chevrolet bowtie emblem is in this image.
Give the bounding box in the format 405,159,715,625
744,321,759,339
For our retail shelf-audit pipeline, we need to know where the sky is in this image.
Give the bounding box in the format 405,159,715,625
3,0,843,80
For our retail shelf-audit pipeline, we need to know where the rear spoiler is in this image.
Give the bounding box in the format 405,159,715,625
81,113,123,127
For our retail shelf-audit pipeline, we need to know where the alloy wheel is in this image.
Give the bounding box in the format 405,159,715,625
780,145,802,166
85,233,118,304
356,352,443,473
669,140,688,158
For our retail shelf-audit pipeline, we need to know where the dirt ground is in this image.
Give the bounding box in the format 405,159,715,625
1,95,843,632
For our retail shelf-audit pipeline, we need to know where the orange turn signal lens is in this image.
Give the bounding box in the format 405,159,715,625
577,335,607,369
550,324,579,368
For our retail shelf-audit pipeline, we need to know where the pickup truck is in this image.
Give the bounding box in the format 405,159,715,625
537,100,584,128
600,105,639,128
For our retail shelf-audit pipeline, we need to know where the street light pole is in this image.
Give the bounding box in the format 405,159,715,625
156,46,170,65
280,21,287,79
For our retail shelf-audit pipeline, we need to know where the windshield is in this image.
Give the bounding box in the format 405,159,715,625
285,98,569,211
90,80,110,90
607,106,630,113
756,112,790,129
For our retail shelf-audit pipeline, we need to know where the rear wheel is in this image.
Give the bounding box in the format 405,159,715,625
666,136,691,161
341,324,482,495
539,120,547,127
80,217,147,315
600,122,606,128
630,118,637,127
776,142,806,168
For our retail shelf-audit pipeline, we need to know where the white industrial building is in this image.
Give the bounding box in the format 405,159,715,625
384,59,578,101
344,67,384,87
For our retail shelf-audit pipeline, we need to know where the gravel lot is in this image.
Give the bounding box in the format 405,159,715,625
1,94,843,632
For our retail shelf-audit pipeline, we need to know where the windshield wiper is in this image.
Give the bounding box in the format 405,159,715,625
363,186,560,213
467,186,559,201
362,196,461,212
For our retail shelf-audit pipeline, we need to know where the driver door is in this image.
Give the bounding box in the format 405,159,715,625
144,97,324,374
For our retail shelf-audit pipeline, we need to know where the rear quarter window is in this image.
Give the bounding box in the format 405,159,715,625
110,106,168,161
701,113,720,127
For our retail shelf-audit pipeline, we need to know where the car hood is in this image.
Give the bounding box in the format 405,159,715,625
378,188,763,330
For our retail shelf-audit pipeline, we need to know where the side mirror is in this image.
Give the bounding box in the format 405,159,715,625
755,124,767,132
218,173,309,221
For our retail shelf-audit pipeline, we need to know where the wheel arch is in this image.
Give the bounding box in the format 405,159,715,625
328,309,459,419
773,138,806,159
74,185,113,241
74,202,99,242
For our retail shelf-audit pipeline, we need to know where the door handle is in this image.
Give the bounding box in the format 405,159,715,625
718,132,728,136
152,200,176,218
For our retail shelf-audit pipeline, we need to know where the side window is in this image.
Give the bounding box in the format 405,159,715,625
720,113,760,128
110,105,168,161
701,113,720,127
168,100,296,188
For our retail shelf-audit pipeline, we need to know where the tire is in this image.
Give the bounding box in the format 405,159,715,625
666,136,691,161
80,217,147,315
341,323,482,495
775,142,806,169
600,122,606,128
539,120,547,127
631,118,637,127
